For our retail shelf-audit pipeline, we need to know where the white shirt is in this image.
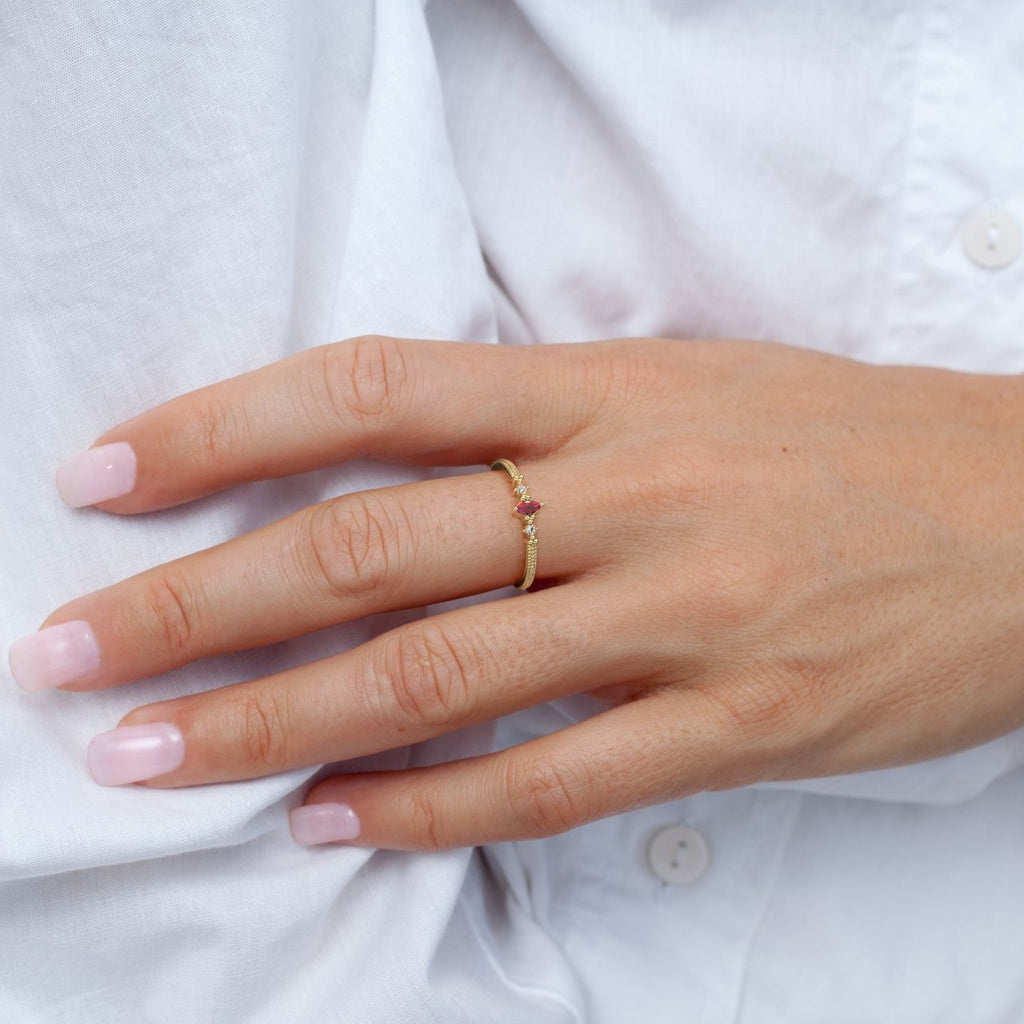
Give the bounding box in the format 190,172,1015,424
2,2,1023,1021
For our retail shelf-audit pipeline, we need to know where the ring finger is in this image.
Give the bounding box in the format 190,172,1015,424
13,458,595,692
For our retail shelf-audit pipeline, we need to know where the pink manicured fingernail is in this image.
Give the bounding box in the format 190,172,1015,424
87,723,185,786
56,442,137,507
8,620,101,691
289,803,361,846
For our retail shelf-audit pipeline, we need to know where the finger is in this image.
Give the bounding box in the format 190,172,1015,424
28,456,592,692
75,336,623,513
290,689,744,850
96,580,658,787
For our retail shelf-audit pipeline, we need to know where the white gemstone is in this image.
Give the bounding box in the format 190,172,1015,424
515,485,527,495
524,524,536,536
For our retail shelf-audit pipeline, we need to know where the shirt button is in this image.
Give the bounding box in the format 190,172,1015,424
647,825,710,885
959,206,1022,269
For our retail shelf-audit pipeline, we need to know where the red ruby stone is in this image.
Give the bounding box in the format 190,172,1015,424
516,499,542,516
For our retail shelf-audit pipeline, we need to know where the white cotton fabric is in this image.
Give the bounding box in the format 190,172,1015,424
1,1,1022,1021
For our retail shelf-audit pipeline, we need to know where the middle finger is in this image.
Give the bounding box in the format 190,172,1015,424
117,576,637,787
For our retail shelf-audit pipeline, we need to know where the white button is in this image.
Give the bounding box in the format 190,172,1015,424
960,207,1022,269
647,825,710,884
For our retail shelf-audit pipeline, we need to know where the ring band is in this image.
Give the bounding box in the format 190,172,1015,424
490,458,543,590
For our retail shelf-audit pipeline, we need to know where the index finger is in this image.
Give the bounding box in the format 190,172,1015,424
59,336,614,514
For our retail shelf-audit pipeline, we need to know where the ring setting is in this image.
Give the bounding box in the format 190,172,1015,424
491,458,543,590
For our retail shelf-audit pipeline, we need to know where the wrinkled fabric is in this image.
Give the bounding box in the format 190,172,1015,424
1,2,1023,1021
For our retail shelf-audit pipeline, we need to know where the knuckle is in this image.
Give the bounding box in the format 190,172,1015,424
756,658,832,733
505,756,591,839
320,335,411,430
186,392,251,465
693,544,787,635
136,572,203,657
698,660,827,750
600,344,667,407
304,492,407,603
382,624,477,731
612,445,709,526
240,693,290,773
571,342,673,431
407,786,446,851
702,563,763,632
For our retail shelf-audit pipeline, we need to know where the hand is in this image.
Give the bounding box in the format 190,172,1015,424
12,336,1024,849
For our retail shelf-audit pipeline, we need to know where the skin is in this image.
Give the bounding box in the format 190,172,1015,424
38,335,1024,849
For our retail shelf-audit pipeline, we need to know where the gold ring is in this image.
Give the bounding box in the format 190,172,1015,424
490,458,543,590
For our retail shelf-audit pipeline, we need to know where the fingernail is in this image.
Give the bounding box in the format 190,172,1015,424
56,442,137,507
8,620,101,691
87,723,185,786
289,803,361,846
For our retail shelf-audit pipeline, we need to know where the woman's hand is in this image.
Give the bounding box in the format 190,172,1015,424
11,336,1024,849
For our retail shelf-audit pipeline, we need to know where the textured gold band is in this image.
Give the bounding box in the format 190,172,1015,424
490,458,543,590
